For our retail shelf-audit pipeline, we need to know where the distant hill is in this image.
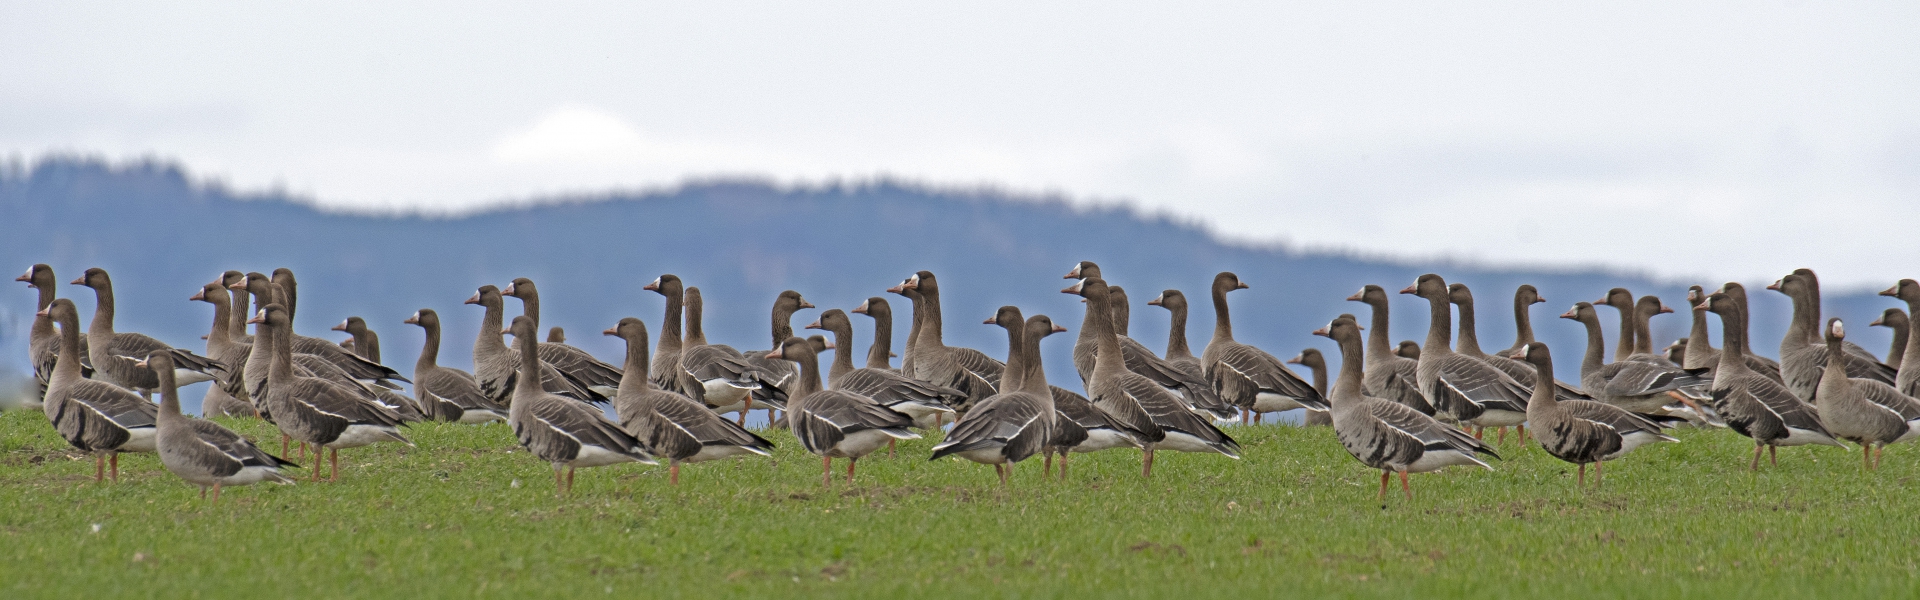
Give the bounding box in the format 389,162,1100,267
1,157,1901,410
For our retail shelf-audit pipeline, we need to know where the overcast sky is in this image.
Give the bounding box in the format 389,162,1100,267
4,2,1917,287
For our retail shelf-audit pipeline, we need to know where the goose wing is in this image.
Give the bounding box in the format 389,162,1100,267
835,368,961,412
51,381,155,452
1118,373,1238,456
516,394,650,463
1209,342,1325,410
930,391,1049,463
791,390,918,455
1366,398,1498,459
1593,361,1710,398
421,366,501,412
537,342,623,389
630,389,774,460
1120,337,1234,419
1427,354,1528,414
184,418,296,475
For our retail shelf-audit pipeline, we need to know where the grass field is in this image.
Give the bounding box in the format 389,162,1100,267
2,407,1917,598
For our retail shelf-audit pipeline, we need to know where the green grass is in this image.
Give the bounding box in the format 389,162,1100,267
2,408,1917,598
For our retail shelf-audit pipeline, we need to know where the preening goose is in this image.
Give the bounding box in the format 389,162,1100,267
892,271,999,411
1813,318,1920,470
807,309,959,429
605,318,771,485
17,264,91,407
1073,277,1239,475
1402,274,1528,429
189,282,257,418
771,336,919,486
71,267,226,396
39,298,158,482
674,285,787,421
1288,348,1331,426
465,285,606,407
506,316,653,493
1696,291,1844,469
502,277,623,394
403,309,506,424
141,352,296,502
1561,302,1711,417
254,303,412,482
1772,273,1895,402
1346,285,1433,415
1869,308,1908,372
1511,342,1676,489
1201,272,1326,422
1316,314,1494,502
850,297,897,371
1881,279,1920,397
1066,264,1234,420
1450,282,1590,410
931,306,1056,484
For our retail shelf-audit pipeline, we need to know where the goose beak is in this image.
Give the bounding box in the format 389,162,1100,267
822,340,835,350
766,347,785,360
1559,309,1579,320
133,358,148,368
1147,296,1162,306
1693,300,1711,311
464,292,481,305
799,301,816,309
189,290,206,301
228,281,247,291
35,307,50,317
889,352,899,358
403,313,420,325
69,276,85,286
804,320,823,330
1345,291,1364,301
1508,349,1527,360
502,283,516,295
642,278,660,292
983,316,996,324
1871,317,1885,327
1064,264,1081,279
13,271,29,282
1310,326,1330,337
1236,282,1250,290
1659,306,1674,314
1591,297,1609,305
331,320,349,331
1053,324,1068,333
1061,281,1085,294
1881,285,1900,297
1285,354,1303,364
885,283,906,293
603,326,619,337
247,313,265,325
1534,297,1546,304
852,300,870,315
1765,280,1781,291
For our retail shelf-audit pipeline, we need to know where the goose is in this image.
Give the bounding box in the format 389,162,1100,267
332,317,382,363
1316,314,1494,501
1072,277,1239,475
1626,296,1678,365
1663,339,1690,369
231,273,405,391
1792,268,1892,367
673,284,788,422
806,309,960,430
1679,286,1718,372
1696,291,1845,469
1511,342,1677,488
38,298,158,482
931,306,1056,484
215,271,253,344
643,275,691,391
1880,279,1920,397
70,267,226,396
1345,285,1434,415
850,296,898,371
605,317,772,485
1591,288,1641,363
1813,318,1920,470
505,316,654,493
139,351,296,502
1287,348,1332,426
502,277,624,394
738,290,814,415
1499,285,1545,356
546,327,566,343
464,285,606,406
253,303,412,482
1010,316,1103,478
889,284,925,376
1450,282,1590,410
1402,274,1528,430
403,309,506,424
1201,272,1326,422
1561,302,1711,417
892,271,999,411
1395,341,1422,360
1869,308,1909,373
17,264,91,407
769,336,919,486
188,282,257,418
1710,283,1785,380
1067,263,1234,420
1771,273,1895,401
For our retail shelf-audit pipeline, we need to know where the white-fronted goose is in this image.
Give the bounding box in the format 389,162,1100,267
1316,314,1494,501
231,273,405,390
1793,268,1891,367
547,327,566,343
890,284,925,376
1201,272,1326,422
1772,273,1896,401
738,290,814,411
1402,274,1528,429
1881,279,1920,397
1065,264,1234,420
38,298,157,482
644,275,690,391
1511,342,1676,488
1499,285,1545,356
673,285,787,421
605,317,771,484
1288,348,1332,426
1680,286,1718,372
253,303,412,481
189,282,257,418
502,277,624,394
1628,296,1677,365
1345,285,1433,415
1073,277,1238,475
17,264,92,406
807,309,959,430
1395,341,1421,360
891,271,999,411
1710,283,1785,380
1813,318,1920,470
1450,282,1590,410
332,317,382,363
403,308,506,424
850,296,898,371
770,336,919,486
71,267,226,396
1663,339,1689,369
1870,308,1908,372
1592,288,1640,363
140,351,296,502
1561,302,1711,417
465,284,606,406
931,306,1056,484
505,316,654,493
1013,315,1096,478
1696,291,1845,468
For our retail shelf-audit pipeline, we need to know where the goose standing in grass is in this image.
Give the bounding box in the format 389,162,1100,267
1869,308,1908,372
892,271,999,411
141,351,296,502
605,318,771,485
931,306,1055,485
71,267,226,397
1881,279,1920,397
1696,291,1845,469
190,282,257,418
1709,283,1785,381
1144,289,1220,409
1201,272,1325,423
1346,285,1433,415
1074,277,1239,475
1448,282,1585,440
1511,342,1677,489
806,309,959,431
1561,302,1712,418
1792,269,1894,368
39,298,157,482
1772,273,1896,401
465,285,605,406
770,336,919,487
505,316,653,493
1316,314,1494,502
1289,348,1331,426
1403,274,1528,432
674,285,787,423
1812,318,1920,471
18,264,91,407
404,309,506,424
850,297,899,371
503,278,624,395
254,304,413,482
1066,263,1233,420
739,290,815,418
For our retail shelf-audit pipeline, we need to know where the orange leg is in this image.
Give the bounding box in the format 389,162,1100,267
1595,460,1604,486
738,397,753,427
1577,463,1587,489
1864,444,1873,471
670,463,681,486
822,456,833,487
1398,469,1412,501
846,457,859,484
1044,451,1054,478
1142,448,1156,478
1749,445,1763,471
554,467,565,491
1769,445,1778,466
1496,427,1507,444
566,467,576,494
1254,411,1263,425
1378,470,1389,500
1241,410,1250,425
330,448,340,482
94,455,105,483
996,463,1008,486
888,438,896,458
1516,424,1528,446
110,453,120,482
281,434,290,458
1875,445,1885,470
210,482,223,504
1059,452,1070,480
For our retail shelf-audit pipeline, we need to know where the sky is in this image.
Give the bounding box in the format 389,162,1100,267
3,1,1918,287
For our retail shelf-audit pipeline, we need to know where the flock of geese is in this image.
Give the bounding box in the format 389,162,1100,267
16,262,1920,503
